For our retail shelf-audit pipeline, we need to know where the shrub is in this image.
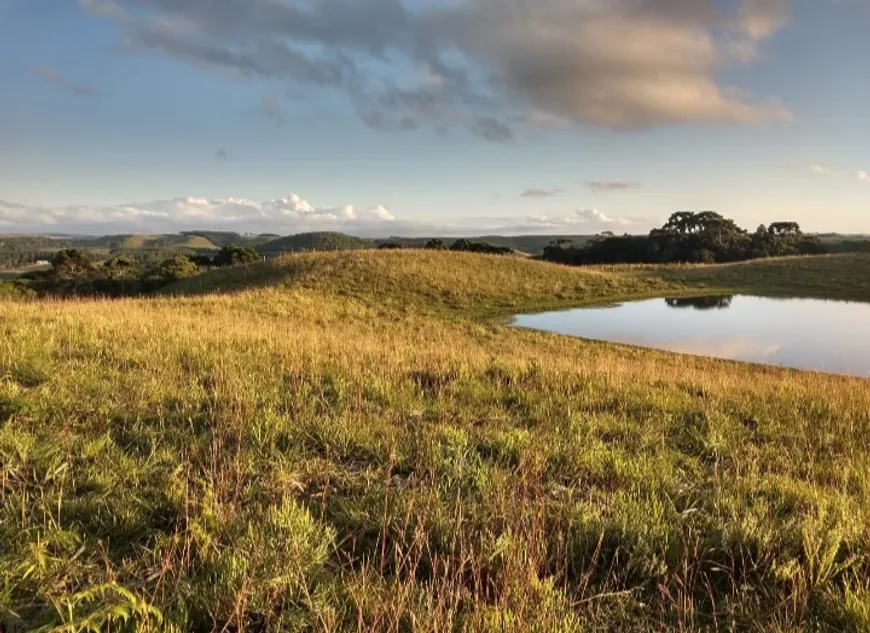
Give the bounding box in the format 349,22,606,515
213,246,261,267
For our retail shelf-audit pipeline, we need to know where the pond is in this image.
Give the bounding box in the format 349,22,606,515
513,295,870,377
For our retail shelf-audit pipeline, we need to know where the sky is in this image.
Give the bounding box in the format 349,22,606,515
0,0,868,237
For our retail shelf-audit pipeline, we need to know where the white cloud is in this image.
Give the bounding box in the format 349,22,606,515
809,164,839,176
808,164,870,183
0,194,643,237
79,0,793,136
0,194,394,236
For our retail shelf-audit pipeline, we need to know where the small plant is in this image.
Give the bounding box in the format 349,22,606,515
38,583,163,633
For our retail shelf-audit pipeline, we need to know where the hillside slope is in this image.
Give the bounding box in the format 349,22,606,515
257,231,375,254
78,234,220,250
164,249,682,314
663,253,870,301
166,250,870,313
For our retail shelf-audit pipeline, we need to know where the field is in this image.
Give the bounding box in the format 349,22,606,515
2,252,870,632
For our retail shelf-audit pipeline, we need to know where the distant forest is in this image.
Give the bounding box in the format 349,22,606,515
542,212,828,265
7,245,263,298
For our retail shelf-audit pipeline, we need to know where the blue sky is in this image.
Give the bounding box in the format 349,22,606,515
0,0,868,236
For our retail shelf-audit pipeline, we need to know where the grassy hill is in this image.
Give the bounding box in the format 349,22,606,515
3,252,870,631
76,234,220,250
181,231,281,248
164,250,682,315
258,231,375,254
660,253,870,302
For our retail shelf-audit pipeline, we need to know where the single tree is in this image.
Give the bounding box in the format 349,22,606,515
424,239,447,250
214,245,260,267
50,249,94,279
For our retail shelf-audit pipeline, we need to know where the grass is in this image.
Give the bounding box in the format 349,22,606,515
84,234,220,250
2,251,870,632
165,250,686,317
661,254,870,302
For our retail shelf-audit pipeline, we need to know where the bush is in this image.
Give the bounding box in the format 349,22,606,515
450,239,513,255
141,256,202,291
213,246,261,267
50,249,96,279
425,239,448,250
0,280,33,299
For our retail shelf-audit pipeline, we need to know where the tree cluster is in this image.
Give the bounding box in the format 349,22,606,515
448,239,514,255
543,212,826,266
0,251,52,269
21,246,260,297
376,239,513,254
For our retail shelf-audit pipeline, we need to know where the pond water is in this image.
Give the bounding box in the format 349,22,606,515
513,295,870,377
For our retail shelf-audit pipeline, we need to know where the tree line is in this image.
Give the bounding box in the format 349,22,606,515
18,246,261,297
542,212,826,265
379,238,514,254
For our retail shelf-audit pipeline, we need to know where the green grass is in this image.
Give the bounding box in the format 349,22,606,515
176,235,220,250
662,254,870,302
2,252,870,632
82,234,220,250
164,250,686,317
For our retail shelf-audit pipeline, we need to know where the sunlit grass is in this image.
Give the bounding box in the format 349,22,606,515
2,251,870,632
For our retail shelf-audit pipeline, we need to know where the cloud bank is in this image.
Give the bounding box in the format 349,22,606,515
0,194,642,237
78,0,792,138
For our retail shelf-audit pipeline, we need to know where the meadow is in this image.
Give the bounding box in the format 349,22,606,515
2,251,870,632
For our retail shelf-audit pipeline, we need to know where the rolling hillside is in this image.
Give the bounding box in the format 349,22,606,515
257,231,375,254
181,231,281,247
75,234,220,250
3,252,870,632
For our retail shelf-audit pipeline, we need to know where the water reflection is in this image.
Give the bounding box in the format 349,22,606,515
665,295,733,310
513,295,870,377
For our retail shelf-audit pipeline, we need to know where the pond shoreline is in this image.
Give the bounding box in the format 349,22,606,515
513,294,870,379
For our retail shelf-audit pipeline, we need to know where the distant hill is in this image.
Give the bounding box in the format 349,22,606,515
257,232,375,254
73,234,220,250
181,231,281,248
0,235,71,251
162,247,678,303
